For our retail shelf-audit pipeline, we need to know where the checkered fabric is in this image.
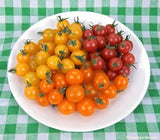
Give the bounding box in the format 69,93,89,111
0,0,160,140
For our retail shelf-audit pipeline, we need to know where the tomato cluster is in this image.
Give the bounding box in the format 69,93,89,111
9,16,135,117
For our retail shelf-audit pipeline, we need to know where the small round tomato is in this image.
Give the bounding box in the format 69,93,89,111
61,58,75,73
8,63,30,76
29,59,38,72
77,98,95,116
36,45,50,65
71,16,82,29
42,42,55,55
118,65,130,77
40,79,54,94
93,25,107,37
113,75,128,90
105,21,116,36
24,40,39,55
55,44,69,59
24,72,40,86
41,28,57,42
96,36,106,50
68,25,82,40
118,41,131,54
125,35,133,51
48,88,64,104
82,29,94,40
108,57,123,71
17,50,30,63
91,55,105,70
83,83,99,100
53,72,68,89
66,85,84,103
57,16,70,31
55,32,68,45
71,50,86,65
95,93,109,109
83,38,98,53
102,84,117,99
47,55,62,70
36,65,50,79
93,72,109,90
37,92,50,107
57,99,75,115
121,53,135,65
101,46,117,60
81,67,93,83
106,69,117,80
66,69,84,85
67,39,81,52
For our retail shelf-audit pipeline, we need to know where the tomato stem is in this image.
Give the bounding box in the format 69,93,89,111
58,87,67,95
26,80,32,87
74,55,86,63
99,83,104,89
24,39,31,45
8,68,16,73
68,40,77,46
38,92,45,97
95,96,105,104
41,44,48,52
37,31,43,36
20,49,27,55
45,71,53,84
111,20,118,27
57,16,69,22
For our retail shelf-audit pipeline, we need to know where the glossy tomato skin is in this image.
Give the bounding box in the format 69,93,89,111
95,93,109,109
108,57,123,71
106,69,117,80
83,38,98,53
113,75,128,90
48,89,63,104
82,29,94,40
25,86,39,100
101,47,117,60
106,33,122,46
118,65,130,77
77,98,95,116
118,41,131,54
91,55,105,70
37,92,50,107
102,84,117,99
121,53,135,65
93,25,107,37
105,24,116,36
40,79,54,94
81,67,94,83
88,51,100,60
96,36,106,50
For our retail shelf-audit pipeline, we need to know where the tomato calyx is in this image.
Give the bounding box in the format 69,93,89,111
24,39,31,45
45,71,53,84
91,57,100,65
58,87,67,95
20,49,27,55
117,89,123,93
26,80,32,87
59,49,66,60
95,96,105,105
117,30,124,36
111,20,118,27
125,35,131,41
41,44,48,52
99,83,104,88
62,26,75,35
74,55,86,63
96,26,103,31
73,16,81,24
57,16,69,22
37,31,43,36
68,40,77,46
57,61,64,69
112,61,119,68
8,68,16,73
38,92,45,97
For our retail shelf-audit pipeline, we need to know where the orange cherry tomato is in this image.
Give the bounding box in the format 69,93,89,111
66,85,84,103
113,75,128,90
57,16,70,31
81,67,93,83
95,93,109,110
37,92,50,107
24,40,39,55
25,84,39,100
55,32,68,45
40,79,54,94
77,98,95,116
102,84,117,99
17,50,30,63
29,59,38,72
41,29,57,42
57,99,75,115
66,69,84,85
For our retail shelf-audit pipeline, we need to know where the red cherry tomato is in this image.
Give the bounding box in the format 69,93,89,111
105,21,116,36
118,41,131,54
82,29,94,40
91,55,105,70
96,36,106,50
108,57,123,71
93,25,107,37
118,65,130,77
106,33,123,46
83,38,98,53
106,69,117,80
101,46,117,60
121,53,135,65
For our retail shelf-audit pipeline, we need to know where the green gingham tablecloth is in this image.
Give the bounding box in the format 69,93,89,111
0,0,160,140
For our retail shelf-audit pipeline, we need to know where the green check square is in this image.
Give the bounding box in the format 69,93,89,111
153,105,160,113
5,7,13,15
115,122,126,132
54,8,62,14
102,7,110,15
5,23,14,31
86,7,94,12
151,38,159,45
150,23,157,31
27,123,38,133
0,61,7,70
4,124,16,134
22,23,30,30
38,8,46,16
118,8,125,15
22,8,30,16
134,104,144,113
8,106,19,115
136,122,148,132
134,23,142,31
150,8,158,15
134,8,141,15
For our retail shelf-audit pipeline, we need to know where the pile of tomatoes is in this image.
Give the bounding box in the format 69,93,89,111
9,16,135,117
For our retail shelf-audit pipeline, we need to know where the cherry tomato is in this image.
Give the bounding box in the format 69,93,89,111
67,39,81,52
91,55,105,70
102,84,117,99
8,63,29,76
106,32,123,46
93,25,107,37
101,46,117,60
118,41,131,54
24,40,39,55
105,21,116,36
77,98,95,116
71,16,82,29
125,35,133,51
102,61,108,72
66,69,84,85
96,36,106,50
108,57,123,71
55,44,69,59
66,85,84,103
82,29,94,40
36,65,50,79
29,59,38,72
57,16,70,31
17,50,30,63
83,83,99,100
53,72,68,89
37,92,50,107
81,67,93,83
88,51,100,60
113,75,128,90
48,88,64,104
61,58,75,73
41,29,57,42
47,55,62,70
118,65,130,77
121,53,135,65
40,79,54,94
25,84,39,100
106,69,117,80
83,38,98,53
42,42,55,55
68,25,82,40
57,99,75,115
93,72,109,90
71,50,86,65
24,72,40,86
95,93,109,109
55,32,68,45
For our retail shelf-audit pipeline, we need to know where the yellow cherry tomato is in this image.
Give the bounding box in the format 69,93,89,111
24,40,39,55
55,44,69,59
71,50,86,65
57,16,70,31
71,16,82,29
24,72,40,86
40,29,57,42
68,26,82,40
16,49,30,63
55,32,68,45
47,55,62,70
29,59,38,72
36,45,50,65
61,58,75,73
67,39,81,52
8,63,30,76
36,65,50,79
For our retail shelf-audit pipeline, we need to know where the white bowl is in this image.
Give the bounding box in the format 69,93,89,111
7,11,150,132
